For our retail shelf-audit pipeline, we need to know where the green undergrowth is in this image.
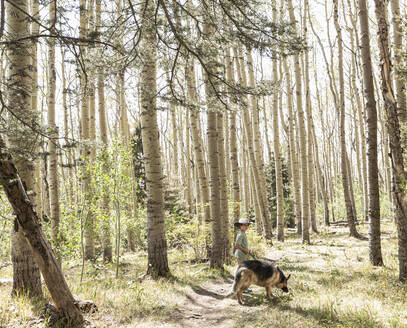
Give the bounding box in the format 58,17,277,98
1,221,407,327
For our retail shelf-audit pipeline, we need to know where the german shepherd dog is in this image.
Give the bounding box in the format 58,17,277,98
226,260,291,305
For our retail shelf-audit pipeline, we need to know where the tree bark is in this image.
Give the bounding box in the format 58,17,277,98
271,0,284,241
47,0,60,251
390,0,406,122
314,74,330,226
0,137,83,324
96,0,112,262
79,0,95,260
373,0,407,278
225,48,240,222
235,45,272,241
334,0,361,238
140,0,169,277
31,0,42,215
217,111,230,260
288,0,309,242
7,0,42,299
284,58,301,230
201,23,224,267
246,47,273,240
304,0,317,234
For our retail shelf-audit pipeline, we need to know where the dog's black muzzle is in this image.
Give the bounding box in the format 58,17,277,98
282,287,288,293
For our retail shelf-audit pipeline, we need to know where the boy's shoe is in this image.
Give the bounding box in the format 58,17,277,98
244,288,253,294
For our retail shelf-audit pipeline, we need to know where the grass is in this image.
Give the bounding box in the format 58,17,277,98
1,220,407,327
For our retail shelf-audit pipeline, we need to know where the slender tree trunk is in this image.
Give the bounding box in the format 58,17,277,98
390,0,406,122
0,138,83,324
224,110,231,183
246,47,273,240
235,46,272,241
96,0,112,262
61,47,74,204
288,0,309,243
217,112,230,260
225,48,240,222
263,98,273,165
350,25,369,222
171,105,179,179
284,58,301,231
373,0,407,278
206,107,223,267
314,74,330,225
334,0,361,238
185,109,193,219
271,1,284,241
31,0,42,215
304,0,317,233
241,120,250,216
7,0,42,299
350,0,369,222
184,22,211,226
79,0,95,260
47,0,60,252
140,0,169,277
200,16,225,265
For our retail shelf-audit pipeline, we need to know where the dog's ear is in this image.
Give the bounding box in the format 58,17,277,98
287,274,291,280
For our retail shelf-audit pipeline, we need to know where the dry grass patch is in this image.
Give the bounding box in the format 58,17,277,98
1,221,407,327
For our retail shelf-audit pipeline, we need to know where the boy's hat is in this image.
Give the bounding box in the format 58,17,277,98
234,218,251,227
238,218,251,225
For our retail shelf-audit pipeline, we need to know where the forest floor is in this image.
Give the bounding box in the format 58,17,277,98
1,220,407,328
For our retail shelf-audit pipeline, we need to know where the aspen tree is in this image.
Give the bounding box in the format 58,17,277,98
140,0,169,277
304,0,317,234
0,136,83,323
47,0,60,250
31,0,42,215
96,0,112,262
225,48,241,222
373,0,407,279
89,0,96,162
270,0,284,241
184,17,211,227
8,0,42,299
263,98,273,165
185,109,193,219
224,108,231,182
348,26,363,205
287,0,309,242
381,112,392,201
390,0,406,121
314,72,330,225
170,104,179,179
246,48,273,240
217,111,230,260
348,13,369,222
200,13,224,267
283,58,301,230
61,47,74,204
178,113,186,203
333,0,361,238
80,0,95,260
235,46,272,241
241,119,250,216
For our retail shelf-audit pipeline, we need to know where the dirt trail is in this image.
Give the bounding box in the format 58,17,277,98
165,250,297,328
170,278,241,328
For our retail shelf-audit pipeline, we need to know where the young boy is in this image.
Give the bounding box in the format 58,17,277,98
234,218,252,264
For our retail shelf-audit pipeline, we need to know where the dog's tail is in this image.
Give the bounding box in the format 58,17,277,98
225,269,243,298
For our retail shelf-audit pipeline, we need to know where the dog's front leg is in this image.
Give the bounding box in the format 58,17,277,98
237,291,244,305
266,286,273,299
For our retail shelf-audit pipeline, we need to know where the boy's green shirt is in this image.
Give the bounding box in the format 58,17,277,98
234,231,248,260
